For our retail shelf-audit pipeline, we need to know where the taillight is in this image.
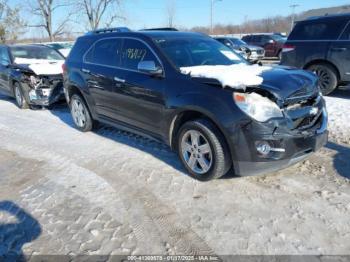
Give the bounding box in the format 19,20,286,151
282,44,295,53
62,63,67,74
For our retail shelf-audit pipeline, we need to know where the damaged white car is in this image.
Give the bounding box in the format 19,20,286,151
0,44,65,109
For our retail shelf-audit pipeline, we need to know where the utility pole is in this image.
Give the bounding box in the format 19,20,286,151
290,4,300,31
210,0,222,34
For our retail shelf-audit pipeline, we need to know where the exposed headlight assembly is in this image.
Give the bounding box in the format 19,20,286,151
29,75,42,88
233,92,283,122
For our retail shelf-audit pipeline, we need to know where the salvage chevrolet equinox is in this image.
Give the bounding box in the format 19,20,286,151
63,28,328,181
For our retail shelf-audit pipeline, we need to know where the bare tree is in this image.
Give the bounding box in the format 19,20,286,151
166,0,176,28
28,0,72,41
0,0,25,43
76,0,124,31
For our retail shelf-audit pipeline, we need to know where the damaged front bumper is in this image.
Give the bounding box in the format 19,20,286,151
23,74,64,106
229,94,328,176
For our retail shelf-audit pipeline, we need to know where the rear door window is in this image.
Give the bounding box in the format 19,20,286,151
289,19,348,40
85,38,122,67
120,39,160,71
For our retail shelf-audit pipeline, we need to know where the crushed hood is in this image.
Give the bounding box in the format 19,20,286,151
14,58,64,76
181,64,272,90
181,64,318,102
258,66,319,101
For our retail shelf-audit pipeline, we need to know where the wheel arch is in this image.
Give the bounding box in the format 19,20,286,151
66,84,98,120
303,59,340,80
168,109,232,160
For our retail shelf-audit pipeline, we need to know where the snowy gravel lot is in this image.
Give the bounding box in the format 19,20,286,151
0,88,350,258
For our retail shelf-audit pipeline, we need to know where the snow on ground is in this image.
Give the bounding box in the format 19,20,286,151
325,87,350,145
0,89,349,257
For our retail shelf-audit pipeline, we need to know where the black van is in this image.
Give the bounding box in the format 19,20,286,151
281,14,350,95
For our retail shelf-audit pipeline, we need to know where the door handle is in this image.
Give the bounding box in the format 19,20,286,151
82,68,90,73
114,76,126,83
331,47,347,52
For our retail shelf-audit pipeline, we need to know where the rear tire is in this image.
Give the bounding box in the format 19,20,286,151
277,50,282,61
177,119,231,181
70,94,93,132
13,82,29,109
307,63,338,95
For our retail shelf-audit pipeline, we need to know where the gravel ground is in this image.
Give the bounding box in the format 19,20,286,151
0,88,350,259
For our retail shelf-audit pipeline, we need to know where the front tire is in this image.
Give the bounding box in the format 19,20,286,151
307,63,338,95
13,82,29,109
177,119,231,181
70,94,93,132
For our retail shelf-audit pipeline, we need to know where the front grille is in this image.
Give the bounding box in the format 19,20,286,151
284,91,323,131
292,111,323,130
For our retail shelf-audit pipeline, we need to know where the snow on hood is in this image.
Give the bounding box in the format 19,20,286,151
14,58,64,75
180,64,272,90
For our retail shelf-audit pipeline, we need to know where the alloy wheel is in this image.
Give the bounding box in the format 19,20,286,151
313,67,331,93
181,130,213,175
71,98,87,128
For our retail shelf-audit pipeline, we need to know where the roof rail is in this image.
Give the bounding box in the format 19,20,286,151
87,27,131,35
141,27,178,31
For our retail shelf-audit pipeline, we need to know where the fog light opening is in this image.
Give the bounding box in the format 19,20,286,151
29,89,38,101
256,141,271,156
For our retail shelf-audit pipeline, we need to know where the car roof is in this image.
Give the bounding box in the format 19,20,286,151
81,30,207,41
140,30,206,37
214,36,239,39
8,44,51,48
301,13,350,22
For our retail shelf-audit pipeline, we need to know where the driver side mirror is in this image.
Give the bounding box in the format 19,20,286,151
268,39,275,44
137,61,163,77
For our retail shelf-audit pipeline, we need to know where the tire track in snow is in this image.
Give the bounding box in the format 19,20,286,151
0,128,216,255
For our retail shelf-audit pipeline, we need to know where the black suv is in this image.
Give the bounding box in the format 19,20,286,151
0,44,65,109
281,14,350,95
63,28,328,181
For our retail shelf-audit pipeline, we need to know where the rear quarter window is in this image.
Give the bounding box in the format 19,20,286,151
85,38,122,67
289,19,349,40
67,37,95,63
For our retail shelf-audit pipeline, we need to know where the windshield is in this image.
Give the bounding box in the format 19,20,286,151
152,36,246,68
10,45,64,61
